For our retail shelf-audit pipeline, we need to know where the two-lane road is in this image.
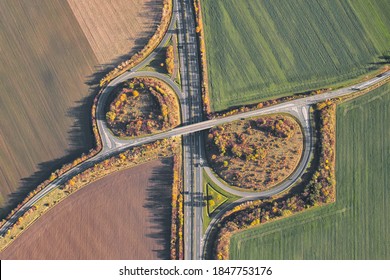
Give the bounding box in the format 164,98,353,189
175,0,204,260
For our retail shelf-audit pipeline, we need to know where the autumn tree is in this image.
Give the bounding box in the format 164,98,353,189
165,45,174,75
106,111,116,123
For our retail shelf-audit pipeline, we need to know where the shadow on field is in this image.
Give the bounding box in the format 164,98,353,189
370,54,390,66
0,92,95,220
145,158,173,260
0,0,166,220
0,0,166,223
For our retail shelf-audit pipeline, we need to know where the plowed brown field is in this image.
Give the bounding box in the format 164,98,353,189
67,0,163,65
0,159,172,260
0,0,164,218
0,0,97,216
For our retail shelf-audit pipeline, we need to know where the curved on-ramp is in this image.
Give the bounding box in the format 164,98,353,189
202,105,313,198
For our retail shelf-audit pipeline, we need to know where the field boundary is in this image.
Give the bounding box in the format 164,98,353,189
99,0,173,87
0,139,176,252
193,0,211,115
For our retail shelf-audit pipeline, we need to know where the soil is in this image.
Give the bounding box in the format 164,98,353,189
0,159,173,260
67,0,163,66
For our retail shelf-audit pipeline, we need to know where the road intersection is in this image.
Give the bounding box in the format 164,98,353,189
1,0,389,261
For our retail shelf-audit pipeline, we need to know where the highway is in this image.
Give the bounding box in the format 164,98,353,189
1,66,389,238
175,0,204,260
130,0,178,73
0,0,389,260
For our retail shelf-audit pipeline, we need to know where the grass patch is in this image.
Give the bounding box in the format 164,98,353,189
202,0,390,111
140,46,168,74
203,169,240,232
205,184,227,215
229,83,390,259
140,36,175,75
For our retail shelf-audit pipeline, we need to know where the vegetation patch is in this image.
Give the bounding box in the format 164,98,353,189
202,170,240,232
202,0,390,111
211,102,336,259
170,146,184,260
105,77,180,138
165,44,174,76
206,184,228,215
228,83,390,259
206,115,303,191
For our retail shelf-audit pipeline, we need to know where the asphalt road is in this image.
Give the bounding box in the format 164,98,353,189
1,68,389,238
1,0,389,260
175,0,204,260
1,68,389,239
130,0,178,73
203,105,313,198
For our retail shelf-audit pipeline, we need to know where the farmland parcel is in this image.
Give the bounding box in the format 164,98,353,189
0,0,163,218
67,0,163,66
229,83,390,259
0,160,172,260
0,0,97,215
202,0,390,111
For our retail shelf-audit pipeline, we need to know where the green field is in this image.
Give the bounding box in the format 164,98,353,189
229,84,390,259
202,0,390,111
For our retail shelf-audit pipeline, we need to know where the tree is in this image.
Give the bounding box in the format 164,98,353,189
165,45,174,75
161,104,168,117
49,173,57,181
231,144,242,158
119,93,127,102
106,111,116,123
132,90,139,97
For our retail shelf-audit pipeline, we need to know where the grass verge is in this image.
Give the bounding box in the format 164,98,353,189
202,169,240,232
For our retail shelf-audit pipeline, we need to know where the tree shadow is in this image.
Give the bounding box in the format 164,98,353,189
144,157,173,260
0,0,167,220
0,91,96,220
370,55,390,66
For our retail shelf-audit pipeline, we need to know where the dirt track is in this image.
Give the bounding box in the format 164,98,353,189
0,159,173,260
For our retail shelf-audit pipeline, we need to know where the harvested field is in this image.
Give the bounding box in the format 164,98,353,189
0,0,98,216
67,0,163,66
0,159,173,260
206,115,303,191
